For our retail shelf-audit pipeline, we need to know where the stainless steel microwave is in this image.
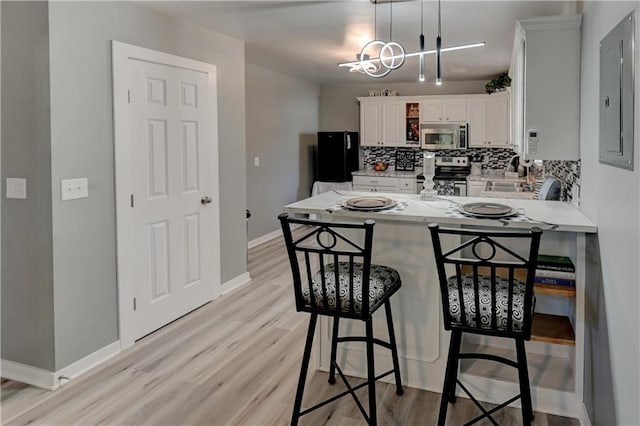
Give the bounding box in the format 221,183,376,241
421,123,468,149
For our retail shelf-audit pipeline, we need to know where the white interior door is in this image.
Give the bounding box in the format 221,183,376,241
113,42,221,347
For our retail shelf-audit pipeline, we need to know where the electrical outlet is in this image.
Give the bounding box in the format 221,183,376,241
61,178,89,201
6,178,27,199
254,156,260,167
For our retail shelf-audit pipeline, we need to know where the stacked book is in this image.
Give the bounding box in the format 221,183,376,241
535,254,575,286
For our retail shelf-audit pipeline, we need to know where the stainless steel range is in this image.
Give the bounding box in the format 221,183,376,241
417,156,470,196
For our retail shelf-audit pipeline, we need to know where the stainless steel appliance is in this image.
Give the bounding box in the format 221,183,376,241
417,156,470,196
316,131,359,182
420,123,468,150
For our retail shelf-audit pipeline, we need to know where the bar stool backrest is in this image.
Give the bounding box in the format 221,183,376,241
428,224,542,339
279,213,375,320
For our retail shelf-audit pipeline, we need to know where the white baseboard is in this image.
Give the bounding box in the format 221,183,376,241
221,271,252,295
1,341,121,391
56,341,120,385
248,228,282,249
1,359,57,390
248,223,302,249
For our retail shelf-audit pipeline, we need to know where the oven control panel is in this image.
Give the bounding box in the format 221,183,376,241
435,156,469,166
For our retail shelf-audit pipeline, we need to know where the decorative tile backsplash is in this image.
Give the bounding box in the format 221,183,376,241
542,160,581,203
362,147,518,171
362,147,582,202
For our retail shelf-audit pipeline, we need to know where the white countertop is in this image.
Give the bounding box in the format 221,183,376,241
283,191,597,233
467,174,528,183
352,167,422,178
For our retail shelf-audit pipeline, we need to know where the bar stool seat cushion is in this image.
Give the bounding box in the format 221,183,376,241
305,262,401,314
447,274,531,332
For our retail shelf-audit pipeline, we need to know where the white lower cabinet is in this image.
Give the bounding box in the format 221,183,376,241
467,180,486,196
352,176,416,193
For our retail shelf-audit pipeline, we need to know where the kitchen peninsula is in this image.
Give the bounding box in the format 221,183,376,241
283,191,597,422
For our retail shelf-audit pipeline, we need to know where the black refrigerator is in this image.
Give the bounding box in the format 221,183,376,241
316,131,359,182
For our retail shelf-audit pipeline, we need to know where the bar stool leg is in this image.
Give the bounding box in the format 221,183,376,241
328,316,340,384
291,313,318,426
446,330,462,403
515,338,534,425
365,318,377,426
384,301,403,395
438,329,462,426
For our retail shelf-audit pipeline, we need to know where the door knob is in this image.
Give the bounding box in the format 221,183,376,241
201,196,213,205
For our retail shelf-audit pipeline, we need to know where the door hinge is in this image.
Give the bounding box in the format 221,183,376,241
133,297,137,311
127,89,131,103
130,194,134,207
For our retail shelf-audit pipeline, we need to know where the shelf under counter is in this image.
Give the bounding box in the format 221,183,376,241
460,339,575,393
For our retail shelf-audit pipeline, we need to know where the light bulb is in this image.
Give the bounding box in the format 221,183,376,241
418,33,425,82
436,35,442,85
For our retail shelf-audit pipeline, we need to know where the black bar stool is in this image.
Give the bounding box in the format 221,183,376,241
279,213,403,426
428,224,542,426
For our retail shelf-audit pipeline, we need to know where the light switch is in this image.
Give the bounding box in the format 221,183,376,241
61,178,89,201
254,156,260,167
6,178,27,199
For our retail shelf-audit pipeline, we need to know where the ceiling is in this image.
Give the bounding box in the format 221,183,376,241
143,1,569,85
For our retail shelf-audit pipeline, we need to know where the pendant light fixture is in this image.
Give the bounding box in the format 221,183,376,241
358,0,405,78
418,0,425,82
338,0,486,78
436,0,442,85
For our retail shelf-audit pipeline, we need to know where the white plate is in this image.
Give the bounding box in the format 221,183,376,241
343,196,397,211
458,202,517,218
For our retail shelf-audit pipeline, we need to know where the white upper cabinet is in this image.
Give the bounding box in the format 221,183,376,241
359,99,403,146
510,15,581,160
358,94,508,148
444,100,467,122
382,102,403,146
361,102,381,146
468,99,487,147
468,94,510,148
420,99,467,122
486,95,510,147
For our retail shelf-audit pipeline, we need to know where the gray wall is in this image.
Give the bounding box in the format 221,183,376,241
579,2,640,424
44,1,246,370
1,1,55,370
1,0,249,372
245,64,319,240
319,80,486,131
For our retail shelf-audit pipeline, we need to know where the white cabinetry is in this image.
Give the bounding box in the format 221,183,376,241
358,95,510,149
352,176,416,193
468,94,510,148
420,99,467,122
397,177,417,193
509,15,581,160
467,180,486,196
359,100,403,146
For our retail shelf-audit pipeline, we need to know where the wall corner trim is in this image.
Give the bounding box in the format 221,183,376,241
1,341,121,391
221,272,252,295
579,402,592,426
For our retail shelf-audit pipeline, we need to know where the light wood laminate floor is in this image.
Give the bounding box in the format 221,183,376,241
1,229,579,425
